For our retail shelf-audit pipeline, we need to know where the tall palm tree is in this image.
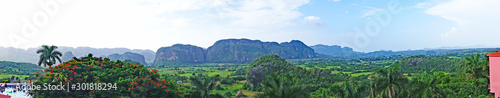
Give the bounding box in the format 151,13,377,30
331,80,367,98
370,64,408,98
408,69,446,98
460,53,488,79
188,75,221,98
256,74,306,98
36,45,62,67
461,53,490,96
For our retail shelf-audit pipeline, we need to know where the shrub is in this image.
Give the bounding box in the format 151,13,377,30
30,53,183,97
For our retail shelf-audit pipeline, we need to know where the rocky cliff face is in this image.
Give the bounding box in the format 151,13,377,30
310,44,359,57
153,44,206,66
153,39,317,65
206,39,316,63
276,40,316,59
206,39,268,63
61,51,75,62
107,52,147,65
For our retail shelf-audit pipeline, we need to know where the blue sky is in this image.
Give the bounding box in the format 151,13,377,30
0,0,498,52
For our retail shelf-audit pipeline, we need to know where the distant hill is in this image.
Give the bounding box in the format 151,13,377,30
154,44,206,66
309,44,500,58
56,46,155,64
361,48,500,57
0,47,39,64
310,44,361,57
61,51,75,62
246,54,294,87
206,39,316,63
0,46,155,64
153,39,317,66
0,61,44,75
106,52,148,65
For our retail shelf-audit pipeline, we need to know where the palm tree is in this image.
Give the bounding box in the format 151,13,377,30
188,75,222,98
256,74,307,98
460,53,488,79
408,69,446,98
36,45,62,67
461,53,490,95
370,64,408,98
331,80,367,98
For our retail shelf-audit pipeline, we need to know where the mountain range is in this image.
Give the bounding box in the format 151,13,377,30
153,39,317,66
0,46,155,65
1,38,500,66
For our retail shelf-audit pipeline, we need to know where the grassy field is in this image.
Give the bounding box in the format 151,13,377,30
154,63,376,97
0,74,29,80
296,65,340,69
351,72,373,76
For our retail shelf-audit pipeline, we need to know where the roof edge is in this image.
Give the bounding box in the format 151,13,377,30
487,52,500,56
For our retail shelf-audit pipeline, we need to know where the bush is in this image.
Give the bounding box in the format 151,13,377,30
30,53,183,97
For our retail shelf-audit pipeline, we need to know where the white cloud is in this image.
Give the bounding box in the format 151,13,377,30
415,2,432,8
331,0,341,2
0,0,311,50
441,27,456,38
426,0,500,46
352,4,383,17
304,16,320,21
303,16,325,27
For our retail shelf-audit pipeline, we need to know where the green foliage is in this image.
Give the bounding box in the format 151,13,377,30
246,54,294,88
24,49,495,97
1,80,9,83
187,75,223,98
30,53,182,97
36,45,63,67
408,69,446,98
330,80,368,98
123,59,141,65
247,54,293,71
398,55,462,73
370,64,409,98
460,53,489,79
0,61,43,75
256,74,308,98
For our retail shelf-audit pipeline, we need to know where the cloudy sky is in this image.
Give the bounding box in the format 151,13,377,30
0,0,498,52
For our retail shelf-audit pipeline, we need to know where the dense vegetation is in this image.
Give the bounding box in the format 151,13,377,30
3,43,500,97
30,54,182,97
147,50,495,97
0,61,43,75
397,55,463,73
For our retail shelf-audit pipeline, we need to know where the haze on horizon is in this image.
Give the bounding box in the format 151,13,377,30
1,0,499,52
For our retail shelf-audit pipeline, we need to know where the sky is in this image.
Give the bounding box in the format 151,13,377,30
0,0,499,52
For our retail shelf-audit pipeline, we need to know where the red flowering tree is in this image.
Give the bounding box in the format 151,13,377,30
30,53,182,97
